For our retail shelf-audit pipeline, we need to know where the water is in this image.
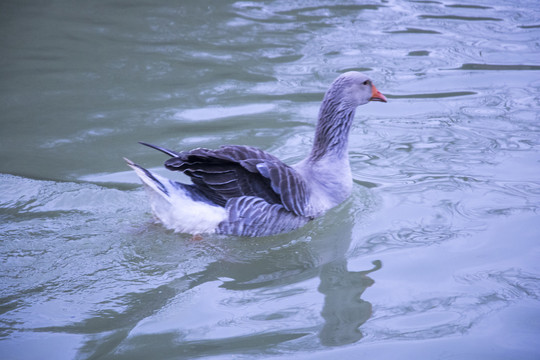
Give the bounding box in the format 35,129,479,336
1,0,539,359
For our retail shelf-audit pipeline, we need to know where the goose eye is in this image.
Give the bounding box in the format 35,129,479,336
363,80,370,86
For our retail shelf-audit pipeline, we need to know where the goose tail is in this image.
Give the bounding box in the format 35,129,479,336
124,157,171,199
124,158,227,234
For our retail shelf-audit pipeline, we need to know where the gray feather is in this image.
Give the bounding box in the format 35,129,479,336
218,196,310,237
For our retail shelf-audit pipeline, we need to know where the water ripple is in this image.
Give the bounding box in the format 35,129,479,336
419,14,503,21
453,63,540,71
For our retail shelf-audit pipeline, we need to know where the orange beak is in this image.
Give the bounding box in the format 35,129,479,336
370,85,387,103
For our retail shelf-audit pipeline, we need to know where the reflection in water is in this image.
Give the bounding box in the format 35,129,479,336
47,201,380,358
318,259,381,346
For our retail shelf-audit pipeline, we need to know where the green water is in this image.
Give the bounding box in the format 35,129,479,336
1,1,540,359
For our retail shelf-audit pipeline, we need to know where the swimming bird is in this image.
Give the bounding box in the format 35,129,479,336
125,71,387,237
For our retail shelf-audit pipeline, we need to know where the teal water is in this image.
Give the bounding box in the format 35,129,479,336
1,1,540,359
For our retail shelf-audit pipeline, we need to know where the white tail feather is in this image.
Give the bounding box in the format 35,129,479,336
125,158,227,234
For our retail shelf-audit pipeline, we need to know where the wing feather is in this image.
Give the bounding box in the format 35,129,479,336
160,145,309,216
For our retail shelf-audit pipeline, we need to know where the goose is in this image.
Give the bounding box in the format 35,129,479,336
125,71,387,237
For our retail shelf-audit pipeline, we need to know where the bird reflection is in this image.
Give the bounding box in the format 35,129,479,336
57,202,381,358
318,259,381,346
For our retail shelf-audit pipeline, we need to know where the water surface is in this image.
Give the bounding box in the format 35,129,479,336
1,0,540,359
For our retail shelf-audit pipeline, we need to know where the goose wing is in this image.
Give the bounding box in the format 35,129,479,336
143,143,309,216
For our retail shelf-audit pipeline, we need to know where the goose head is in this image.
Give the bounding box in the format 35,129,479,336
327,71,387,108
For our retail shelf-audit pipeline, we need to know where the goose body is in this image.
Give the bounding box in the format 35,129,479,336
126,72,386,237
